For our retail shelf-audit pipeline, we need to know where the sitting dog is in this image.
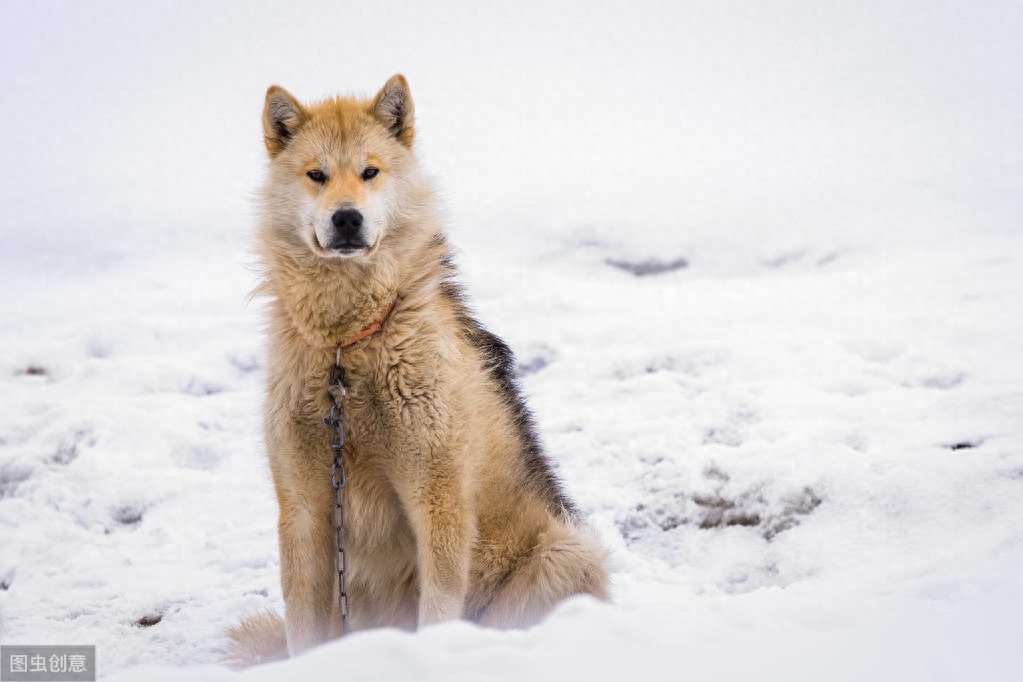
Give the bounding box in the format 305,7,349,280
227,75,609,665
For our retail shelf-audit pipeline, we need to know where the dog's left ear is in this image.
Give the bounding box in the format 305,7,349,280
372,74,415,146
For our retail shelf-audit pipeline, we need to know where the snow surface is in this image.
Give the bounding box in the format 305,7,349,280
2,1,1022,680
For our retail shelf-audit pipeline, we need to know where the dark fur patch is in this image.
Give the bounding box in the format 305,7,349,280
274,120,291,142
436,239,579,520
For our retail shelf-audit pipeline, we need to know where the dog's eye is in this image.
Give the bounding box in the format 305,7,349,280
306,169,327,184
361,166,380,181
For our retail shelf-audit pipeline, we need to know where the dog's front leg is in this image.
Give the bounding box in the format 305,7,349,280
393,450,474,627
385,354,473,626
274,465,337,655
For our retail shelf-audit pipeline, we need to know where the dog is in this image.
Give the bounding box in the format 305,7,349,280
226,75,609,666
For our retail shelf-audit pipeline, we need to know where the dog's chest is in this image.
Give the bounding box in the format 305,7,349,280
342,453,416,561
293,356,415,545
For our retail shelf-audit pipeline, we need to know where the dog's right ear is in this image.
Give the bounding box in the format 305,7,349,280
263,86,307,157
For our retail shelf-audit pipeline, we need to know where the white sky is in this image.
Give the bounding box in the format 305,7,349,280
0,0,1020,262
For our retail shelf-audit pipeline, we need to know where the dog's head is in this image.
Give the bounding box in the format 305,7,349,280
260,75,417,260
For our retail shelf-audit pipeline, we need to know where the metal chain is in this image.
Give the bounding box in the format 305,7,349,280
323,344,350,635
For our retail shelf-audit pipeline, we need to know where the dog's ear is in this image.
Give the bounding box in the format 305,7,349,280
263,86,307,157
371,74,415,146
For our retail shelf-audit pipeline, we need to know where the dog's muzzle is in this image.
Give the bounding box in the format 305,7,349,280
327,209,368,251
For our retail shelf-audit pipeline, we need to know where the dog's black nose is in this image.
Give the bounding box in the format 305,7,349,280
331,209,363,234
329,209,365,249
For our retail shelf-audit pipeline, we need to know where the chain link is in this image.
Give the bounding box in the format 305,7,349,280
323,345,350,635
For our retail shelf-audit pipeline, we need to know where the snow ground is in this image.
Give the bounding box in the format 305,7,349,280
2,1,1022,680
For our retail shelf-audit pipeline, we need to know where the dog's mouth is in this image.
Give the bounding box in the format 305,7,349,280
312,234,380,259
333,245,367,256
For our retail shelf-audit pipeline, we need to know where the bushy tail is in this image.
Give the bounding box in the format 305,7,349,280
478,524,610,629
223,610,288,669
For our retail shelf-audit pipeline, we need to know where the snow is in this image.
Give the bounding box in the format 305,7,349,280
2,1,1022,680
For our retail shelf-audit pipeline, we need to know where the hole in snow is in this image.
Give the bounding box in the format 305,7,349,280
816,251,844,266
52,428,96,465
692,493,763,529
762,487,823,541
703,465,731,482
605,257,688,276
946,440,981,451
229,352,261,373
703,427,743,447
762,250,805,268
111,505,144,526
0,464,33,499
135,614,163,627
919,371,966,390
184,377,225,396
700,510,761,529
514,344,556,378
516,355,550,377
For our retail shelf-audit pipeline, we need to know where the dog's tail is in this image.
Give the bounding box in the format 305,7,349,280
223,610,288,669
477,523,610,629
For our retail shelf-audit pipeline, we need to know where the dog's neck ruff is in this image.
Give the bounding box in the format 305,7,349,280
338,297,397,349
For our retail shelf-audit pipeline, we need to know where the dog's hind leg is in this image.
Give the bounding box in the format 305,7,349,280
478,523,610,629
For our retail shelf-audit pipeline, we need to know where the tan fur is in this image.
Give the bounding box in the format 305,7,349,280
224,611,287,669
226,75,609,667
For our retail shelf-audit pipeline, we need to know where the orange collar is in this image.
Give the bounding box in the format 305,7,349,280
338,297,397,349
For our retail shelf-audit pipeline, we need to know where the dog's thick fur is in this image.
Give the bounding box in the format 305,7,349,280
225,76,609,667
